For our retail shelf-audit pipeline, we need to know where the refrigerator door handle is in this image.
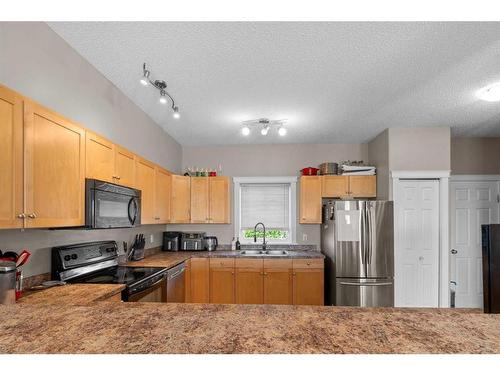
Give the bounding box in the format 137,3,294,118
339,281,393,287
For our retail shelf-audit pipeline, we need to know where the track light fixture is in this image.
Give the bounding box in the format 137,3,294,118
241,118,288,137
140,63,180,119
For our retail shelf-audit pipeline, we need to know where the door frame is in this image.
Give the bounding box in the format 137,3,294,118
391,170,450,307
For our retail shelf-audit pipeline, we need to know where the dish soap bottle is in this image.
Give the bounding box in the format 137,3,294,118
231,237,236,251
235,237,241,250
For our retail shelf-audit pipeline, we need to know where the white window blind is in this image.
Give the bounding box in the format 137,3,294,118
240,183,290,230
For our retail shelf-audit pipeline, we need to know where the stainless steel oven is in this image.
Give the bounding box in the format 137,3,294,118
86,179,141,229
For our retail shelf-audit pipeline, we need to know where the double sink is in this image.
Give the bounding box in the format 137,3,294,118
239,249,289,256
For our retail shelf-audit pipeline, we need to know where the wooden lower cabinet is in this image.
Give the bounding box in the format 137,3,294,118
189,258,210,303
235,259,264,304
263,259,293,305
292,259,324,306
209,258,235,304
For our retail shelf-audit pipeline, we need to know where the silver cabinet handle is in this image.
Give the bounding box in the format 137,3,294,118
28,213,37,219
17,213,26,219
339,281,393,287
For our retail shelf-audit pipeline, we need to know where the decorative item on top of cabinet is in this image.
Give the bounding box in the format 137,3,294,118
0,85,23,229
299,176,322,224
209,258,235,304
171,175,191,223
135,157,156,224
292,259,324,306
23,100,86,228
189,258,209,303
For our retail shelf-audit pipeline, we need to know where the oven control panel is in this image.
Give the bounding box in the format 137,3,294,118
52,241,118,271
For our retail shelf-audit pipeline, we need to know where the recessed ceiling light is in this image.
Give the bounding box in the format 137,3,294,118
477,82,500,102
241,126,250,136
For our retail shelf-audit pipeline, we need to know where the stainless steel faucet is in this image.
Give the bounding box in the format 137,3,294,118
254,222,266,250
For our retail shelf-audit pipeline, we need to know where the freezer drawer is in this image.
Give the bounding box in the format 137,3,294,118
336,278,394,307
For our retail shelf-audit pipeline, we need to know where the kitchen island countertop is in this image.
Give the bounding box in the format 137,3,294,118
0,302,498,354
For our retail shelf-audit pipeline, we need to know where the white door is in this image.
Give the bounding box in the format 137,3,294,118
395,180,440,307
450,180,499,308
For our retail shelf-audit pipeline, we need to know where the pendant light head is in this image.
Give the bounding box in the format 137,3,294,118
159,90,168,104
241,125,250,136
140,63,150,86
173,106,180,119
261,125,270,136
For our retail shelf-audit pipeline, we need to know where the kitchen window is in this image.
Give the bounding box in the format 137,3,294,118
233,177,297,244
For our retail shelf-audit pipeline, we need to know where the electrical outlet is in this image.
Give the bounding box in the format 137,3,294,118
302,233,308,242
149,234,154,244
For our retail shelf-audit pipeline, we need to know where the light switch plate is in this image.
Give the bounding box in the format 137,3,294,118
302,233,308,241
150,234,154,244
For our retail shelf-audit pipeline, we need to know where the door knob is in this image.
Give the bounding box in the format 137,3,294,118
451,249,458,254
419,256,424,261
28,213,37,219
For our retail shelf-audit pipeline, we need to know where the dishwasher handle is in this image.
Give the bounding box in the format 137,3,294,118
167,264,185,281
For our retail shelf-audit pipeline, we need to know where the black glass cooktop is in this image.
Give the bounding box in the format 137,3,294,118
71,266,166,287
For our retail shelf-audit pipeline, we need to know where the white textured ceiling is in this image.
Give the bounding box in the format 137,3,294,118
48,22,500,146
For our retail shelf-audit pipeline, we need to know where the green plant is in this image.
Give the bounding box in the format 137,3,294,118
242,229,288,240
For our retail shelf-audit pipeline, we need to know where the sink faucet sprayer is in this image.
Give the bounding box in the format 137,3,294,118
254,222,266,250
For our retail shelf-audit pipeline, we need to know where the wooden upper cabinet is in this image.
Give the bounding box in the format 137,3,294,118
299,176,322,224
171,175,191,223
85,131,115,183
292,259,324,306
209,176,230,223
24,100,85,228
209,258,235,304
135,158,156,224
190,177,209,223
349,175,376,198
235,259,264,304
154,167,171,224
114,145,136,187
263,259,293,305
322,176,349,197
0,86,23,228
190,258,210,303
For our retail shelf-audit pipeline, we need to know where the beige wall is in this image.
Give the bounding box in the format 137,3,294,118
169,143,369,246
388,127,451,171
451,137,500,174
367,129,389,200
0,22,181,277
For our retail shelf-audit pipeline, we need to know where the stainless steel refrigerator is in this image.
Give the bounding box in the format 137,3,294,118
321,200,394,307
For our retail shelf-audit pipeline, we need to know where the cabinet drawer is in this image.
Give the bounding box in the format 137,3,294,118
293,258,324,269
210,257,235,268
235,258,263,269
264,259,292,269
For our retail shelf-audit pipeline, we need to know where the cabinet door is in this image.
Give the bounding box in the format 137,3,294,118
135,158,155,224
114,145,136,187
235,259,264,304
322,176,349,197
263,259,293,305
0,85,23,228
349,176,377,198
209,258,235,304
171,175,191,223
24,101,85,228
292,266,324,306
190,177,209,223
154,167,171,224
299,176,322,224
209,176,230,223
190,258,210,303
85,131,115,183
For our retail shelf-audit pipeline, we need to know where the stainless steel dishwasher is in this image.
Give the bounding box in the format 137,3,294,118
166,262,186,303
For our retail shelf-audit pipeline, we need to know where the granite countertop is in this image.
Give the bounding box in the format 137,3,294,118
0,303,498,354
19,284,125,305
126,249,324,269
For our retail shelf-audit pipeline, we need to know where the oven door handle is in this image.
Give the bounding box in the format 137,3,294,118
128,197,138,225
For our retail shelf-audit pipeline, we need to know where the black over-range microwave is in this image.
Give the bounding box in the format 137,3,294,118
85,179,141,229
